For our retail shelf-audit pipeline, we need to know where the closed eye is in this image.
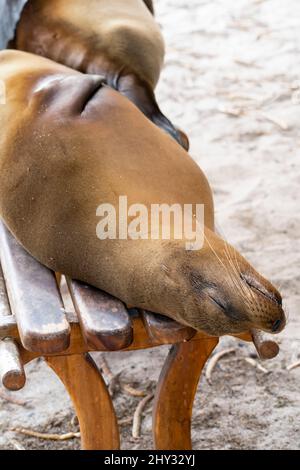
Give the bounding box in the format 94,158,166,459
207,293,227,311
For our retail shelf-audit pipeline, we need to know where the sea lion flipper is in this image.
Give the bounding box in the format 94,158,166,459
143,0,155,15
117,74,189,150
175,128,190,151
152,111,189,151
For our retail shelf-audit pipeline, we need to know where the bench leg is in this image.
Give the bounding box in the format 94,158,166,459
153,338,218,450
46,353,120,450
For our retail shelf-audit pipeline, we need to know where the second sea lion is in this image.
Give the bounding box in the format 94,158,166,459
14,0,188,148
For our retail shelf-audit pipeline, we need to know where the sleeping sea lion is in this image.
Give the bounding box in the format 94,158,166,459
13,0,188,149
0,50,285,336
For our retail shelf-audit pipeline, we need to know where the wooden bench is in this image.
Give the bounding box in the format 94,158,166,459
0,220,274,450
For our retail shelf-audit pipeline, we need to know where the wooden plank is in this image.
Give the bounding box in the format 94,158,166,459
0,338,26,391
251,329,279,359
0,312,147,354
141,310,196,344
0,269,26,390
1,310,255,359
0,221,71,354
0,314,18,339
0,263,10,318
67,278,133,351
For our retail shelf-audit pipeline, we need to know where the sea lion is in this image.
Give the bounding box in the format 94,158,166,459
0,50,285,336
13,0,188,149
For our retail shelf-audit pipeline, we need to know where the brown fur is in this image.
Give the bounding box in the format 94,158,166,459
14,0,187,148
0,51,285,336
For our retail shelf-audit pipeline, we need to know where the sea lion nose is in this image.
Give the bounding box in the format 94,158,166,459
272,318,283,333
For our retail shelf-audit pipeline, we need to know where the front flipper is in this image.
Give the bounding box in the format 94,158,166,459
117,74,189,150
143,0,155,15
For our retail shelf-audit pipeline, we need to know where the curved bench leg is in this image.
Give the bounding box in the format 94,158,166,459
46,353,120,450
153,338,218,450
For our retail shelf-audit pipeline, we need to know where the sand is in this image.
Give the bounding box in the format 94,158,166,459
0,0,299,450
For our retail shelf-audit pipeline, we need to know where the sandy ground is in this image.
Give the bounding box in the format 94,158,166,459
0,0,300,450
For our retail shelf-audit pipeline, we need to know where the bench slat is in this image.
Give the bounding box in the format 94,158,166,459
141,310,196,344
67,278,133,351
0,222,71,354
0,264,10,318
0,338,26,391
0,264,26,390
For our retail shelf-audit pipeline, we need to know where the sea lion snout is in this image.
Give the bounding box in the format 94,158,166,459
239,272,286,334
162,232,286,337
186,265,286,336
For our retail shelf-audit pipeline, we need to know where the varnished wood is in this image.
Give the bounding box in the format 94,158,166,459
46,353,119,450
0,262,13,339
153,337,218,450
0,311,86,355
0,263,10,318
0,222,71,354
141,310,196,344
0,213,279,450
0,261,26,390
67,278,133,351
251,329,279,359
0,338,26,391
0,316,16,338
0,311,255,356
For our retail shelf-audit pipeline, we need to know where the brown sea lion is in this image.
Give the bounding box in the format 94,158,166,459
0,50,285,336
13,0,188,149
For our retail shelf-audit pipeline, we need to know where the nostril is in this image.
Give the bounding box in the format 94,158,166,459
272,319,282,332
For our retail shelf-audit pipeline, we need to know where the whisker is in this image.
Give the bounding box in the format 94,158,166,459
222,248,254,310
222,252,251,305
203,233,244,301
204,232,227,272
204,232,257,313
226,243,257,304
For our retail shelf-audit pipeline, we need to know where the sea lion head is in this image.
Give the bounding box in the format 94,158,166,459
157,229,286,336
